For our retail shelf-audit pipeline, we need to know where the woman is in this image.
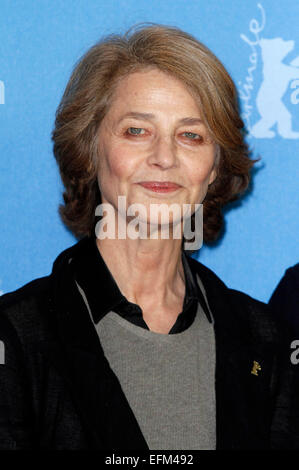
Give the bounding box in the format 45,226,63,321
0,24,292,450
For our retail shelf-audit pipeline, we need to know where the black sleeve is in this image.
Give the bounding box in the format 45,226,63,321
0,310,35,449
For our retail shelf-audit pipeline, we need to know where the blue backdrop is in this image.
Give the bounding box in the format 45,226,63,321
0,0,298,302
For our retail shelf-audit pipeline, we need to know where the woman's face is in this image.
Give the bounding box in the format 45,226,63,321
96,68,217,232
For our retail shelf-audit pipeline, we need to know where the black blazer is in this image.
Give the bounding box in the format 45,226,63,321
0,238,297,450
269,263,299,336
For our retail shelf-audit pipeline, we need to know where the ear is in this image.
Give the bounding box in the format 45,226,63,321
208,145,220,185
208,167,217,186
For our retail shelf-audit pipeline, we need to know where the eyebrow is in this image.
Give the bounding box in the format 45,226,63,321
117,112,204,126
178,117,203,125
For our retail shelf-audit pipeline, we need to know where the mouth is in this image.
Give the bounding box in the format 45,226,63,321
137,181,182,193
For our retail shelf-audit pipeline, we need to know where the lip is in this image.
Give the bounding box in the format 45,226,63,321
137,181,182,193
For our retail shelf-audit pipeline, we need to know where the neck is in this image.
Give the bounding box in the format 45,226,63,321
95,235,186,310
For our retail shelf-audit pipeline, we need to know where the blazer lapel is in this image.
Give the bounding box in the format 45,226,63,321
190,257,271,449
46,257,149,450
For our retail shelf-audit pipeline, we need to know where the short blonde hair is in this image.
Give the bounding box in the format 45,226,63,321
52,24,255,243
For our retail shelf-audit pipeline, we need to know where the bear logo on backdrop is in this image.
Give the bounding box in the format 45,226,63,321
239,3,299,139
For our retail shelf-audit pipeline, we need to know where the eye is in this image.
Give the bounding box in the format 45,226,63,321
182,132,202,141
127,127,146,135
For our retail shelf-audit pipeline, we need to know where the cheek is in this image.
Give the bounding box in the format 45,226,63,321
185,153,216,203
190,160,215,185
99,141,136,181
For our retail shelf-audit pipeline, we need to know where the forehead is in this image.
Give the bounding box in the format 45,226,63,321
107,68,202,117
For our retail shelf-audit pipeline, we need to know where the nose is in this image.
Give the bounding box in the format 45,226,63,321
147,135,178,169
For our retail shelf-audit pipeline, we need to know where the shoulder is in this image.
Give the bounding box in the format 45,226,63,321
0,239,80,329
285,262,299,280
0,276,52,347
269,262,299,309
0,279,49,321
268,262,299,333
0,276,51,309
280,263,299,287
0,275,51,316
187,254,278,344
187,253,267,310
0,238,82,347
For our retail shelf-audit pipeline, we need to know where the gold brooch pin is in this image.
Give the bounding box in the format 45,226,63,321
251,360,262,376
